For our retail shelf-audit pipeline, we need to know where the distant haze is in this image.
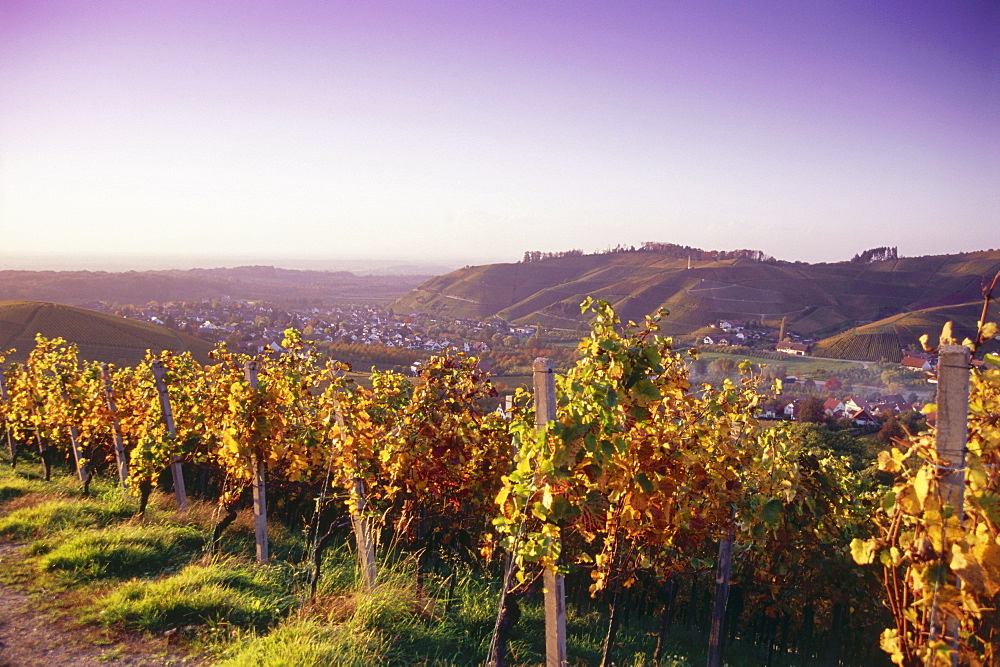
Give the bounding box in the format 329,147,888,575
2,1,997,269
0,252,458,275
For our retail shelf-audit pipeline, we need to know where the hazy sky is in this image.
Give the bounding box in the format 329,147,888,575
2,1,998,269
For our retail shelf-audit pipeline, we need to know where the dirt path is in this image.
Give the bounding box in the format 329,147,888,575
0,544,205,667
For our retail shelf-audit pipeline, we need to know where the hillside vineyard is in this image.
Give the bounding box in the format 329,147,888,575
0,297,997,665
392,248,1000,357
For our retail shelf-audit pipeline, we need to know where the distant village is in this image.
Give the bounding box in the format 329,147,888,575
759,392,924,427
93,298,534,365
687,318,941,427
93,299,947,427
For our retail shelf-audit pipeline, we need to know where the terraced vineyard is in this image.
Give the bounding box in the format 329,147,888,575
810,300,1000,362
0,300,213,365
812,330,904,362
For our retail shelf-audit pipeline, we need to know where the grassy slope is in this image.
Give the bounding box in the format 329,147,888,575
0,463,783,667
0,300,215,365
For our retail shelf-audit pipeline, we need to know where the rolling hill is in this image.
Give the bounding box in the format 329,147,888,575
391,249,1000,349
0,265,428,308
0,301,215,366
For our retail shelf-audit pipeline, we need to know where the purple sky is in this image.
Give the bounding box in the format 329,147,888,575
1,0,997,269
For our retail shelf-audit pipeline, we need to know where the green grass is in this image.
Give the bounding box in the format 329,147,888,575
220,563,499,666
38,523,204,580
692,350,866,377
218,617,391,666
99,560,298,632
0,465,861,666
0,497,130,540
0,475,35,505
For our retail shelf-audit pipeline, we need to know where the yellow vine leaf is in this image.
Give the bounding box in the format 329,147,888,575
913,467,931,509
880,629,906,666
877,450,902,473
850,538,877,565
896,485,921,515
951,541,1000,598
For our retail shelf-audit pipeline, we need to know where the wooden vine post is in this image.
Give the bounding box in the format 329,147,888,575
59,385,88,482
0,372,15,466
534,357,567,667
487,391,521,667
100,364,129,487
243,361,269,564
150,360,188,511
352,477,376,591
67,423,87,481
25,367,53,481
332,401,376,591
707,512,735,667
931,344,970,658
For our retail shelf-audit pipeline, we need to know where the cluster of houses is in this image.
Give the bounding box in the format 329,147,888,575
701,319,779,348
761,394,920,424
102,300,535,357
701,319,818,355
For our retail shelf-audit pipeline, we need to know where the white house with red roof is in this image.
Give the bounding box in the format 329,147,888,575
776,342,810,356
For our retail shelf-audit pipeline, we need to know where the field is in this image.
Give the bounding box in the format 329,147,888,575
691,349,868,378
0,266,427,309
0,329,910,666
